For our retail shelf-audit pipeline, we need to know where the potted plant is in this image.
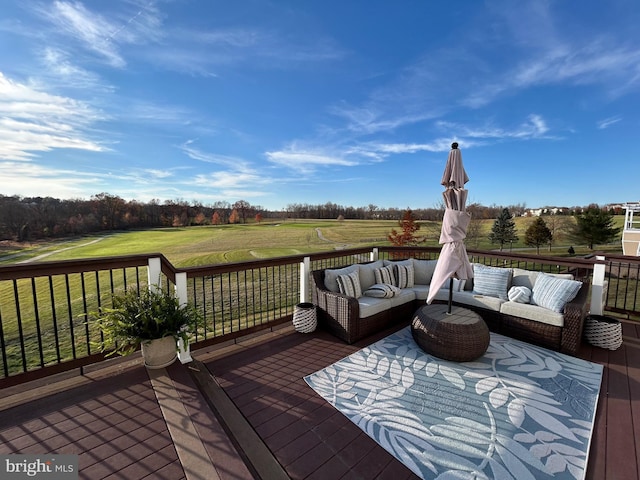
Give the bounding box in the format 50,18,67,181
92,286,202,369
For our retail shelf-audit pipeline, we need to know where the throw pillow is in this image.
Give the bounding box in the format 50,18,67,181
395,263,415,288
336,270,362,298
363,283,401,298
472,264,512,300
508,285,531,304
374,265,397,286
324,264,358,292
443,278,466,291
532,272,582,313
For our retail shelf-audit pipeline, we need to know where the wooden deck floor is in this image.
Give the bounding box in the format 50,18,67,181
0,319,638,479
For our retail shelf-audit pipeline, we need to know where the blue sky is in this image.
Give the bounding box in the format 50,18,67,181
1,0,639,211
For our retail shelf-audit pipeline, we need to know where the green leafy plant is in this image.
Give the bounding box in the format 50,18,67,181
92,286,202,357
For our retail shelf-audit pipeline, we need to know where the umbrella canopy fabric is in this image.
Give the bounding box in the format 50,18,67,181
440,147,469,188
427,144,473,305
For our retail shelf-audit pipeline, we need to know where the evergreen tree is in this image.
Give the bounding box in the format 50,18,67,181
525,217,552,254
570,205,621,249
488,208,519,251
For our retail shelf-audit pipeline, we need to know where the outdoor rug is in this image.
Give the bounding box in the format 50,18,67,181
305,327,603,480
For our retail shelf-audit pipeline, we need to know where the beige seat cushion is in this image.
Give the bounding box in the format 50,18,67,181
500,301,564,327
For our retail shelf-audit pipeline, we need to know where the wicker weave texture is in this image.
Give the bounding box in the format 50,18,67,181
411,304,489,362
584,315,623,350
293,303,317,333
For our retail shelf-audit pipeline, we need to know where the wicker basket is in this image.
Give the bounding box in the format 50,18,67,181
293,302,317,333
584,315,622,350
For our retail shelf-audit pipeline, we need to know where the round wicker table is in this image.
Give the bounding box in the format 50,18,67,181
411,304,490,362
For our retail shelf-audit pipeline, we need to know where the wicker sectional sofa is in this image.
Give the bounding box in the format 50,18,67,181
310,258,590,355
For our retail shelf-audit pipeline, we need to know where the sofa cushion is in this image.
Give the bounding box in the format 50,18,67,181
375,265,397,286
511,268,537,290
358,260,384,290
512,268,575,290
357,296,391,318
409,284,430,301
532,273,582,313
363,283,400,298
500,301,564,327
337,270,362,298
395,263,415,288
472,264,512,300
388,288,416,308
508,286,531,304
412,259,437,285
324,264,359,292
432,290,505,312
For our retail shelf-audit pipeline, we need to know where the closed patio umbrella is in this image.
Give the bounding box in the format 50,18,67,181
426,143,473,311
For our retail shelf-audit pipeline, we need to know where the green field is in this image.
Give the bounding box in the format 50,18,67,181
0,216,629,377
0,216,625,267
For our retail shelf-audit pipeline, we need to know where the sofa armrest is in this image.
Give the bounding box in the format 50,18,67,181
311,269,361,343
560,281,590,355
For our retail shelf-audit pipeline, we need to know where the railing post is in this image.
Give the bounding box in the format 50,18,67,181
590,255,606,315
147,257,162,291
174,272,193,363
300,256,311,303
371,248,379,262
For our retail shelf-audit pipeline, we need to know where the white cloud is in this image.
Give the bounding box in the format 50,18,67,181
0,72,106,160
0,161,102,198
36,0,164,69
45,0,126,68
597,116,622,129
436,114,550,141
265,146,359,173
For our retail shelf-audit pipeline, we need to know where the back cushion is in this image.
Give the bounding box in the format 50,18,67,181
511,268,537,290
358,260,384,290
324,264,359,292
412,259,438,285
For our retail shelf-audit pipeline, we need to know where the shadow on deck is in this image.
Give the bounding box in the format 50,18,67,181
1,319,639,479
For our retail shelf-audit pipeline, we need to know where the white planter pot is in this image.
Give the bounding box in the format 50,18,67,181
141,336,177,369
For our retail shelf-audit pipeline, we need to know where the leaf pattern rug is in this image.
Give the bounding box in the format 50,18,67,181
305,327,603,480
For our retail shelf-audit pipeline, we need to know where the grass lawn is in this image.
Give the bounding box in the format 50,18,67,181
0,216,624,267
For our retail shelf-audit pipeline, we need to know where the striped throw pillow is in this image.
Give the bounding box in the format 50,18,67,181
374,265,397,286
472,264,512,300
532,272,582,312
363,283,401,298
336,270,362,298
395,264,415,288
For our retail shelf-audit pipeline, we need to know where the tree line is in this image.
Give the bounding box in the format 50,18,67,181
389,206,621,253
0,192,611,243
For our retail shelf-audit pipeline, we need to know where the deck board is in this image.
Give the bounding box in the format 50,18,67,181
0,316,638,479
0,367,185,480
202,320,640,480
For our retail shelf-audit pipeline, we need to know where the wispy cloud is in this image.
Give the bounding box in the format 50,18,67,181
597,116,622,129
35,0,164,68
265,144,360,174
0,72,107,160
0,160,102,198
39,47,112,91
437,114,551,140
179,141,255,172
145,26,346,77
364,140,450,155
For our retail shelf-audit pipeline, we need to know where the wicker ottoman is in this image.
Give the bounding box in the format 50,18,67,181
411,304,490,362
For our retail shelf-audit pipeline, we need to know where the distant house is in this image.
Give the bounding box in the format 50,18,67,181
622,202,640,256
524,207,567,217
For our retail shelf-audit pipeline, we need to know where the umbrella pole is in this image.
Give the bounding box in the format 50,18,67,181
447,277,454,314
